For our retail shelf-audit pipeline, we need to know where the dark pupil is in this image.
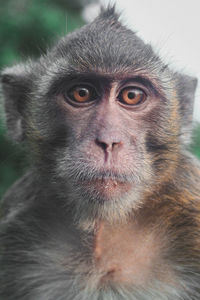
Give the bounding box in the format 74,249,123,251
79,89,88,97
128,91,136,99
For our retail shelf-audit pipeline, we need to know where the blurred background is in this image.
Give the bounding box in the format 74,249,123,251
0,0,200,200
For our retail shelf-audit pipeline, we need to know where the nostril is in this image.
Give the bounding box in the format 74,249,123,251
95,139,108,151
112,142,120,150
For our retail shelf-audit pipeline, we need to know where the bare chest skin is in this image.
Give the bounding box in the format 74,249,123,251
92,220,172,288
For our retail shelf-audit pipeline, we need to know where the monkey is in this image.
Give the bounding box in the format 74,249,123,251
0,5,200,300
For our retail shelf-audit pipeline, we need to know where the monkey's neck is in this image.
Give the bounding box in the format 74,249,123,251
90,217,174,288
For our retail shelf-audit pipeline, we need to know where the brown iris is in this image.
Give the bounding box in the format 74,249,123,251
119,87,146,105
68,86,97,103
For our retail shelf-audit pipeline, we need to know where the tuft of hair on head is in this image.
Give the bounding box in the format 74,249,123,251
100,4,118,18
98,4,121,26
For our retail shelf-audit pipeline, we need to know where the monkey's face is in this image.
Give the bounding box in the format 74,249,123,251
54,76,161,201
32,68,179,223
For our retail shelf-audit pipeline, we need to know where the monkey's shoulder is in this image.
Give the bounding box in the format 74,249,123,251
0,171,38,221
173,152,200,193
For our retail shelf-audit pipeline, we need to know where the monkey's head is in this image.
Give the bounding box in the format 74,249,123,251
1,7,197,223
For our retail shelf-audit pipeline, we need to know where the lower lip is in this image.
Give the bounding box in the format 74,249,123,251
81,178,132,200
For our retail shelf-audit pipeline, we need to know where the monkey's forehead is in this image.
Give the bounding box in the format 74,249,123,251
47,7,163,77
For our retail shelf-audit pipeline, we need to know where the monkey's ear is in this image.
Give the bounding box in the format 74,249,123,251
176,73,198,143
1,64,32,142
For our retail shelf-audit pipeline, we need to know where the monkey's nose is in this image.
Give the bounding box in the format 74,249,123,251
95,138,122,153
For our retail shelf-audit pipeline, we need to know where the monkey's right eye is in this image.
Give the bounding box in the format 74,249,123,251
66,85,98,104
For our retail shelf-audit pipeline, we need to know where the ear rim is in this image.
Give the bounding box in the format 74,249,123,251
174,72,198,144
0,64,32,142
175,72,198,99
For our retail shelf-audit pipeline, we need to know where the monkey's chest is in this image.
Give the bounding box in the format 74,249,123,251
92,222,169,287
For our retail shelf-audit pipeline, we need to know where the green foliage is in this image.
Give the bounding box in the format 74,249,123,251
0,0,85,69
0,0,86,199
189,123,200,158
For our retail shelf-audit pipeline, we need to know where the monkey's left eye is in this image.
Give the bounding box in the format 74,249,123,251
66,85,98,104
118,87,147,106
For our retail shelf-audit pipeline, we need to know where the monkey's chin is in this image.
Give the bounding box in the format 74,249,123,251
83,178,133,201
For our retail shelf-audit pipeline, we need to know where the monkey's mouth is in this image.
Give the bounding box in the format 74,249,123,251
79,175,133,200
